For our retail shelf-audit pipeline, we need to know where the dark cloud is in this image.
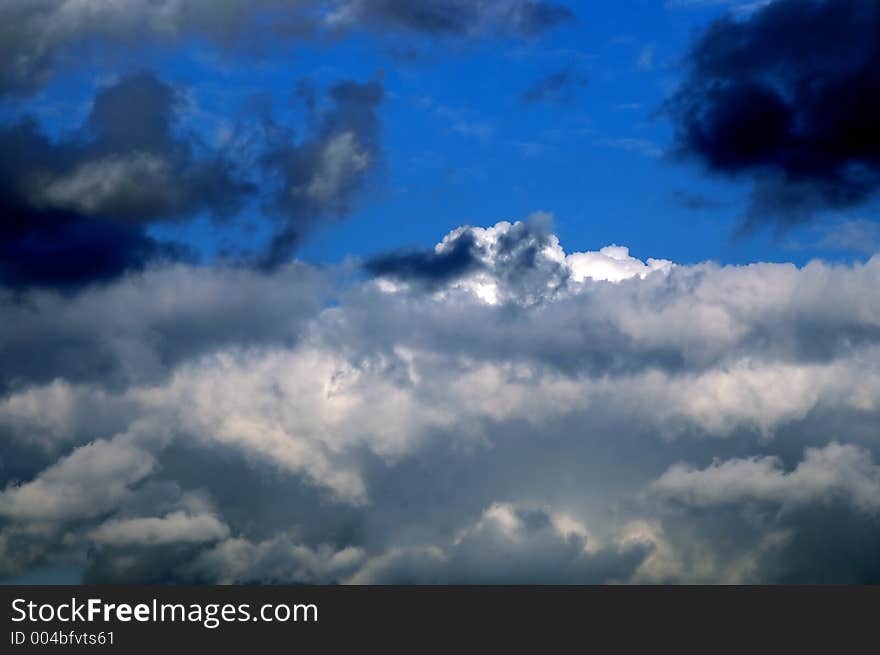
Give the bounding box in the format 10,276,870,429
0,262,326,395
0,72,252,289
667,0,880,231
521,63,587,104
0,71,386,286
364,230,483,286
259,78,384,268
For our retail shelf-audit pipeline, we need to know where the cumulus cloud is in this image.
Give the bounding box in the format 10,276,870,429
653,443,880,513
190,535,365,584
88,511,230,547
350,502,650,583
666,0,880,231
0,438,156,523
0,72,251,288
366,214,673,304
2,218,880,582
0,70,386,287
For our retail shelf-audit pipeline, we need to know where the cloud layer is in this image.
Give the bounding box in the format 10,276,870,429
2,218,879,583
0,0,574,96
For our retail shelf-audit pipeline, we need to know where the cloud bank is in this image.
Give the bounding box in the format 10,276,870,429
2,217,879,583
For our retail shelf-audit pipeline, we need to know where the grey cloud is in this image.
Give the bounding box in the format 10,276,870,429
40,72,252,223
0,261,326,395
0,1,315,96
653,442,880,513
2,220,880,583
0,438,156,523
349,503,651,584
0,72,386,287
189,535,365,584
0,1,574,97
364,230,484,287
0,72,251,289
259,78,384,267
87,511,230,547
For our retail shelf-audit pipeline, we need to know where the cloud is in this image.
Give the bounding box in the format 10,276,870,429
259,78,384,267
521,63,587,105
0,438,156,523
349,502,651,583
87,511,230,546
0,71,387,287
0,72,251,289
0,1,324,96
189,534,365,584
364,230,484,287
0,1,575,97
325,0,576,38
817,218,880,255
654,443,880,513
0,260,325,397
366,215,672,303
666,0,880,232
3,218,880,582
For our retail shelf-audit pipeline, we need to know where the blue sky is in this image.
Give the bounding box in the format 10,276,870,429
7,0,876,270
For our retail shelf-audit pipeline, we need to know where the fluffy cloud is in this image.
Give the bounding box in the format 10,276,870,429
0,72,251,288
1,218,880,582
88,511,230,547
0,71,386,287
349,502,650,584
654,443,880,513
0,438,156,523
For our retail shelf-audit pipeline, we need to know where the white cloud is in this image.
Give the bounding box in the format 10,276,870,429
0,437,155,522
653,443,880,512
88,511,230,546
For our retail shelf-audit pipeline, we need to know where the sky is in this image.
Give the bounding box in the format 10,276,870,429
1,0,880,584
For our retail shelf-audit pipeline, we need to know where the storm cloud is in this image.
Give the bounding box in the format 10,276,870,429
667,0,880,231
0,71,388,287
0,72,250,289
